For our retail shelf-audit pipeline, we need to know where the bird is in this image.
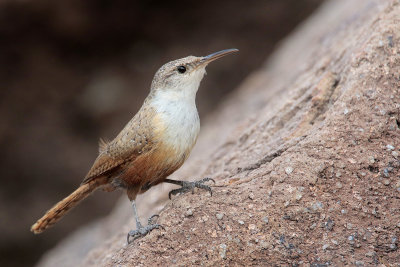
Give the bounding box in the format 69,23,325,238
31,48,239,243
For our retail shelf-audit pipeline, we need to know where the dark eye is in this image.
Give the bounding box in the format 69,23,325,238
177,65,186,73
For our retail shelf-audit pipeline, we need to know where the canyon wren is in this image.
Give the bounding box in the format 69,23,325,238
31,48,239,243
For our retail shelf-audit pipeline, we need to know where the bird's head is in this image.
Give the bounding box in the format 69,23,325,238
150,49,238,100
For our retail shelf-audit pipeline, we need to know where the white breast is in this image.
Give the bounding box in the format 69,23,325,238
151,91,200,155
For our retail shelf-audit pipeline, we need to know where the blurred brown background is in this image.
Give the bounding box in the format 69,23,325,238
0,0,322,266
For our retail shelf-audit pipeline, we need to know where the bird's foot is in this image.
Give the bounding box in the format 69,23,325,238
168,177,215,199
127,215,163,244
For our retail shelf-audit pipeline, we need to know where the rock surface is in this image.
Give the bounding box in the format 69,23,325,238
37,0,400,265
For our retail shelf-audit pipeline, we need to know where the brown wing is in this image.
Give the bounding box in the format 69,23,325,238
82,106,157,184
82,150,126,183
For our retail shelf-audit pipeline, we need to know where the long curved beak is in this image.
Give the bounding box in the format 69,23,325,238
200,48,239,65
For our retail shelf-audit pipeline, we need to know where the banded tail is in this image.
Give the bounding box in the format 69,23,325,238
31,178,106,234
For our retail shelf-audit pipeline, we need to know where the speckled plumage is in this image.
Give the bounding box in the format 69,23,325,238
31,49,238,234
83,104,157,183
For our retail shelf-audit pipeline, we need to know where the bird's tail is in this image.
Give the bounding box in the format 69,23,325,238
31,178,107,234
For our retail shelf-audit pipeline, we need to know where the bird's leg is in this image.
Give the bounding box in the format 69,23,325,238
127,200,163,244
164,178,215,199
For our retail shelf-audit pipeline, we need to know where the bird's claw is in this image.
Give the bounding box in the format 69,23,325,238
168,177,215,199
148,214,159,225
127,215,164,244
